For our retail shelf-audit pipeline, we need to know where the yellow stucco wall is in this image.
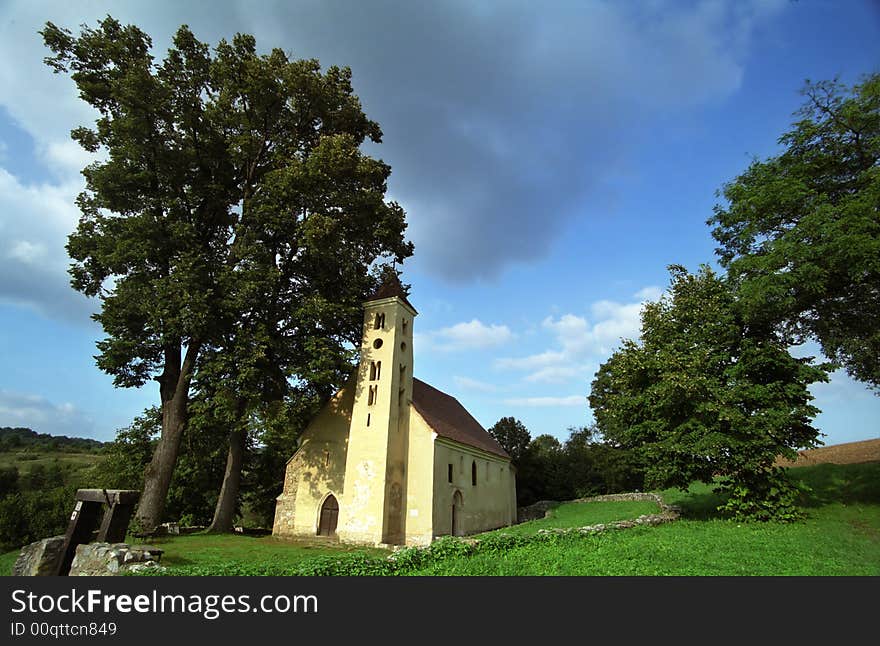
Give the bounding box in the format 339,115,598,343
432,439,517,537
272,294,516,545
272,379,353,537
337,296,415,545
400,408,436,545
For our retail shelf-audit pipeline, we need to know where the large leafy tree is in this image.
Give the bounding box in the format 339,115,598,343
42,18,412,532
709,73,880,390
487,417,532,462
589,266,827,521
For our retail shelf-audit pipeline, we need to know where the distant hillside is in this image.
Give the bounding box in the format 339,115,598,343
775,438,880,468
0,427,106,453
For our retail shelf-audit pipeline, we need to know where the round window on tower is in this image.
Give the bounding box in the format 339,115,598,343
373,338,383,349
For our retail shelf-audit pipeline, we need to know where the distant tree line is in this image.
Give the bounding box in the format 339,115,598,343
488,417,645,507
0,427,105,453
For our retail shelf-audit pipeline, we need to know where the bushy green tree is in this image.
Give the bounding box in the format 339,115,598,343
42,17,412,531
709,74,880,390
488,417,532,462
589,265,828,521
92,408,160,491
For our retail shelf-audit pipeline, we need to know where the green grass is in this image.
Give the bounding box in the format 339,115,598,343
142,532,387,571
406,504,880,575
0,532,387,576
0,450,104,478
478,500,660,537
3,462,877,576
407,462,880,576
0,548,19,575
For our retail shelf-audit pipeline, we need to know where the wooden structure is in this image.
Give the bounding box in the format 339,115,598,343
54,489,140,576
317,494,339,536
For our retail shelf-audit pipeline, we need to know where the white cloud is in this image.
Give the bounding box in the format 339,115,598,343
8,240,48,264
503,395,585,407
421,319,515,352
0,390,97,438
452,376,499,393
524,365,587,384
496,350,567,371
498,286,660,383
0,168,95,322
634,286,664,302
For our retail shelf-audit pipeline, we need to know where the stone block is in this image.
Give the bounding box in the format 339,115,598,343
12,536,66,576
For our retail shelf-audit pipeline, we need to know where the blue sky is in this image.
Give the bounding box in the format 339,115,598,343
0,0,878,447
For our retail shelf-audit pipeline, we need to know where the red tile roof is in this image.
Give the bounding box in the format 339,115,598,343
412,378,509,459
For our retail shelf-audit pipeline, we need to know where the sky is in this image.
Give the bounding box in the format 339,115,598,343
0,0,878,448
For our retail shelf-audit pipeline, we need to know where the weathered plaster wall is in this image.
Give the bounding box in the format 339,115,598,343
272,381,353,538
401,410,436,545
432,439,516,537
338,296,415,546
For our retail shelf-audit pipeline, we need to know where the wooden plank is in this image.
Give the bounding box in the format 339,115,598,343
74,489,140,505
55,500,103,576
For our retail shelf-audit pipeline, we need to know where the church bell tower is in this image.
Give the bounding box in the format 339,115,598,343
337,275,416,545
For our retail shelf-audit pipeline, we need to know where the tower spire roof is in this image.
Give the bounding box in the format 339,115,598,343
367,273,417,313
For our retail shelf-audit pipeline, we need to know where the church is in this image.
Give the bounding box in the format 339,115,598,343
272,277,517,546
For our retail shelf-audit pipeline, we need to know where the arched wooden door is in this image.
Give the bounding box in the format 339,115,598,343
451,490,463,537
317,494,339,536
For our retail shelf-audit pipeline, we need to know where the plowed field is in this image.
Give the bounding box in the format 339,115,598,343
775,437,880,467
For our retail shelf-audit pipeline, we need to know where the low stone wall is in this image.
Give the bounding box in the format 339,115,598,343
12,536,65,576
535,492,680,536
516,500,560,524
68,543,165,576
514,492,680,537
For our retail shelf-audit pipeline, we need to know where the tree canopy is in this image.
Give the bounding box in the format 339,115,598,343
42,17,412,531
709,73,880,390
589,265,828,521
487,416,532,462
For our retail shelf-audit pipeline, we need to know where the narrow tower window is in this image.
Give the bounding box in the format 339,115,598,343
402,319,408,335
374,312,385,329
448,464,453,483
369,361,381,381
471,461,477,486
368,385,378,406
366,413,371,427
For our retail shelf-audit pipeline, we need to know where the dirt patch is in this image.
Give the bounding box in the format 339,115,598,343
775,438,880,468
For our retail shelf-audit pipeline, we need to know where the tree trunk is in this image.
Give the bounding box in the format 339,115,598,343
207,423,247,533
135,341,201,534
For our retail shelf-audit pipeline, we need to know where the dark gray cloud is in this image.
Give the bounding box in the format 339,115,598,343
240,0,783,281
0,0,787,299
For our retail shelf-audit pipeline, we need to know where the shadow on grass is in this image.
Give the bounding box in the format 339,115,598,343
663,462,880,519
673,491,728,520
787,462,880,508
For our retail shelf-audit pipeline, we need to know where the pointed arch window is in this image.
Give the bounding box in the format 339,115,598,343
374,312,385,329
